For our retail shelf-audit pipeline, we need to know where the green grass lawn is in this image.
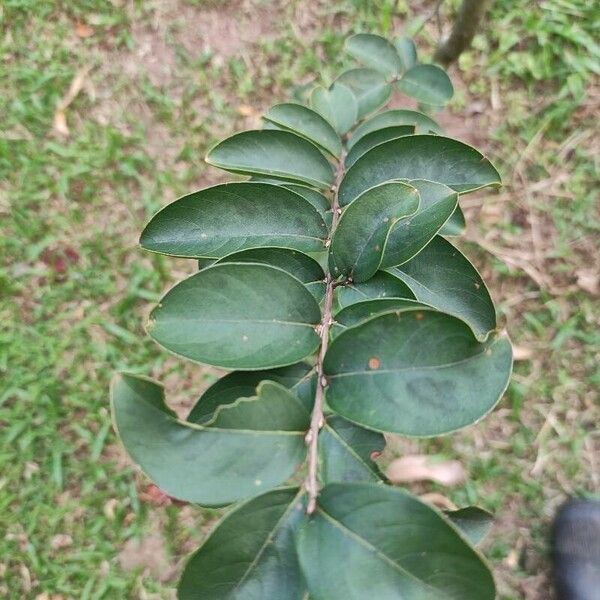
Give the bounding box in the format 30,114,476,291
1,0,598,598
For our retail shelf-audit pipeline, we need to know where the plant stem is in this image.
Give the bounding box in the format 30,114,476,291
305,156,344,515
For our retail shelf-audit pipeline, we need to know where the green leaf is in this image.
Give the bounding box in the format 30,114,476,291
296,483,496,600
206,130,334,189
336,68,392,118
140,183,328,258
439,203,466,236
345,125,415,169
324,309,513,436
263,103,342,158
319,416,384,484
348,110,441,149
179,488,307,599
379,179,458,267
339,135,501,206
447,507,494,546
345,33,403,77
388,236,496,340
394,37,417,71
398,64,454,105
334,271,415,311
310,83,358,135
111,375,309,505
329,182,419,282
148,263,321,369
188,363,316,424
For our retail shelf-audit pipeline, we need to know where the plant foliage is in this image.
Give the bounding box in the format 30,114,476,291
111,32,512,599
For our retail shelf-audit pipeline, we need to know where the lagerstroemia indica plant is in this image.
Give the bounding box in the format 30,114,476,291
111,33,513,599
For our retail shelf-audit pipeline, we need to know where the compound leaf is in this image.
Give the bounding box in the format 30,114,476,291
111,375,309,505
140,183,328,258
334,271,414,311
336,68,392,117
329,182,419,282
324,309,513,436
398,64,454,105
310,83,358,135
345,125,414,169
179,488,307,600
148,263,320,369
296,483,496,600
394,37,417,71
339,135,501,205
345,33,403,77
439,204,466,236
206,130,334,189
264,103,342,158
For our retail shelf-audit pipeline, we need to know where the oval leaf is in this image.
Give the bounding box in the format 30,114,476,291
336,68,392,117
148,263,321,369
394,37,417,71
206,130,334,189
447,506,494,546
179,488,307,599
339,135,501,205
310,83,358,135
140,183,328,258
263,103,342,157
319,416,385,484
329,182,419,282
388,235,496,340
345,33,403,77
296,483,496,600
188,363,316,424
439,203,466,236
111,375,309,505
398,64,454,105
348,109,441,149
324,309,513,436
380,179,458,267
345,125,415,169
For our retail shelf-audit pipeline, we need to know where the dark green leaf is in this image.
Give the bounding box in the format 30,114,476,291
319,416,384,484
324,309,513,436
148,263,320,369
310,83,358,135
111,375,309,505
206,130,334,189
398,64,454,105
388,236,496,340
296,483,496,600
348,110,441,149
188,363,316,424
379,179,458,267
283,184,331,218
345,34,403,77
345,125,415,169
439,203,466,236
264,103,342,158
339,135,501,205
394,37,417,71
329,182,419,282
334,271,415,312
447,507,494,546
336,68,392,118
179,488,307,599
140,183,328,258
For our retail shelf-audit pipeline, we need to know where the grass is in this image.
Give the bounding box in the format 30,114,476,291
1,0,598,598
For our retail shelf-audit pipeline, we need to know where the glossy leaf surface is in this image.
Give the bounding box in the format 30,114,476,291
140,183,328,258
148,263,320,369
206,130,334,189
398,64,454,105
345,33,403,77
264,103,342,157
334,271,414,311
324,310,513,436
439,204,466,236
111,375,309,505
339,135,501,205
336,68,392,117
447,507,494,546
389,236,496,340
297,483,496,600
345,125,414,169
329,182,419,282
310,83,358,135
179,488,307,599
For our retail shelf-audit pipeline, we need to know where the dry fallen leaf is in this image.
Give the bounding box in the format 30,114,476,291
419,492,458,511
386,455,466,487
75,22,95,38
512,344,533,361
576,269,599,295
53,66,92,137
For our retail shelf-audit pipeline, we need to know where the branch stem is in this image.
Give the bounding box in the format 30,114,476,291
305,156,344,515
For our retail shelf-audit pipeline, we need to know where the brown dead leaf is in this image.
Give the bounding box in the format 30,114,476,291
119,533,174,581
576,269,599,295
419,492,458,511
512,344,534,361
50,534,73,550
237,104,258,117
75,22,95,38
386,455,466,486
53,66,92,137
